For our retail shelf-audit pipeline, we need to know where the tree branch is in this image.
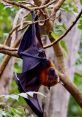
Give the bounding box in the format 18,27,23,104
59,72,82,108
44,9,82,48
0,13,58,55
2,0,65,11
33,0,82,109
33,0,58,10
0,50,18,57
0,38,20,76
2,0,31,11
1,47,82,108
52,0,65,13
0,44,18,51
42,0,51,5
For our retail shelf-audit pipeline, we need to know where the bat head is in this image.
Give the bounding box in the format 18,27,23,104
46,67,59,87
48,67,58,80
39,60,59,87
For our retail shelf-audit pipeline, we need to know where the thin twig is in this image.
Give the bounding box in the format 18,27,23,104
52,0,65,13
51,0,65,21
18,1,36,7
4,13,57,43
34,0,57,10
44,9,82,49
2,0,62,11
42,0,51,5
0,14,57,56
2,0,31,11
4,26,19,45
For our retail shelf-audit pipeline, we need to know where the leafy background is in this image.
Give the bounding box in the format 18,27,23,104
0,0,82,116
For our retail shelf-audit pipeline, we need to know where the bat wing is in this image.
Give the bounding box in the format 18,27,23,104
15,12,46,117
21,46,46,72
14,71,43,117
18,12,46,72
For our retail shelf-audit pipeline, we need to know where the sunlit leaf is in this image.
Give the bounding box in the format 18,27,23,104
0,110,6,116
62,0,78,13
79,19,82,24
60,40,68,53
51,32,58,39
78,24,82,30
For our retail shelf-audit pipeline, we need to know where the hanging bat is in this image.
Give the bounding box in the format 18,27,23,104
15,12,59,117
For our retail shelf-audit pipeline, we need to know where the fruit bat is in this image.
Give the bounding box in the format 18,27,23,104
15,11,59,117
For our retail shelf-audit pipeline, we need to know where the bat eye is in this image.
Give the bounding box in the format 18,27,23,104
48,68,55,76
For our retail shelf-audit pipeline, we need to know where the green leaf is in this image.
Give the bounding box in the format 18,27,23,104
9,94,19,100
51,32,58,39
14,58,22,73
0,94,19,100
0,110,6,116
78,24,82,30
80,0,82,4
60,40,68,53
62,0,78,14
79,19,82,25
75,64,82,71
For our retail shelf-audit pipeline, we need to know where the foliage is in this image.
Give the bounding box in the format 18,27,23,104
68,74,82,117
0,108,23,117
78,16,82,30
51,22,68,53
0,82,27,116
0,3,17,43
62,0,78,13
80,0,82,4
0,82,45,117
0,0,82,117
68,37,82,117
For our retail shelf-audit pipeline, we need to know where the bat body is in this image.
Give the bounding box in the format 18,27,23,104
39,60,59,88
15,12,59,117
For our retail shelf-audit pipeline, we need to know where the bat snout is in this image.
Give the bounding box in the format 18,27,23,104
48,68,58,80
